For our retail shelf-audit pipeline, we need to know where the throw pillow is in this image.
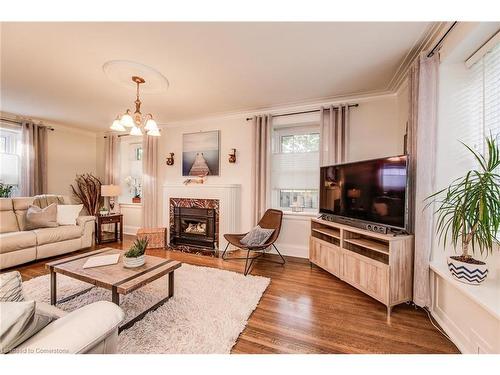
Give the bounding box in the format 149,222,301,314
57,204,83,225
240,225,275,247
25,203,58,230
0,271,24,302
0,301,55,353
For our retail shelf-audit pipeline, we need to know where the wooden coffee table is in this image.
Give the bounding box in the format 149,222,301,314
45,248,181,332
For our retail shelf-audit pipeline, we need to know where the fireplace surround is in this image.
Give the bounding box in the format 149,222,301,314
169,198,219,251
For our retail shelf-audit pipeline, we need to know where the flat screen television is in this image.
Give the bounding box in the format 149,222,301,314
319,155,408,230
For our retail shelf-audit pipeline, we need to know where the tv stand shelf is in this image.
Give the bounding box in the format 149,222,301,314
309,218,414,318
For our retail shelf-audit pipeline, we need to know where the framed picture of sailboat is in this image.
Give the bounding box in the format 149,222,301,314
182,130,220,176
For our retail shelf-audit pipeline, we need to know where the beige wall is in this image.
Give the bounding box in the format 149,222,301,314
0,111,98,197
97,93,405,256
47,123,98,196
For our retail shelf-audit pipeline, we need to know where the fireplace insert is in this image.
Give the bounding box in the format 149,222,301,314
170,206,217,249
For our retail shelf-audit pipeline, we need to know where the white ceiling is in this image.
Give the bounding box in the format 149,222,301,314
1,22,432,131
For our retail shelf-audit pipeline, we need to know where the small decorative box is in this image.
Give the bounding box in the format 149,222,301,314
137,227,166,249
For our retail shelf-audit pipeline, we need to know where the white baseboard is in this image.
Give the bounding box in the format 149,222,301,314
123,225,140,236
275,243,308,258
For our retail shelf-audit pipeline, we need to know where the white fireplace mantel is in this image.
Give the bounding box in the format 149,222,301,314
162,184,241,250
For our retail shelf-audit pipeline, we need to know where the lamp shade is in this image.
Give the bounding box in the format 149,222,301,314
144,118,158,131
120,111,135,128
110,118,126,131
101,184,121,197
130,125,143,136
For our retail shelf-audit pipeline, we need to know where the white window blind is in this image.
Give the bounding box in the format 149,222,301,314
467,41,500,161
271,124,320,212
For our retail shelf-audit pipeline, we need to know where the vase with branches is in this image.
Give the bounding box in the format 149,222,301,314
425,136,500,285
70,174,103,216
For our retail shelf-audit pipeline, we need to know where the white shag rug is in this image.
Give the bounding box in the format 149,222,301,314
22,264,270,354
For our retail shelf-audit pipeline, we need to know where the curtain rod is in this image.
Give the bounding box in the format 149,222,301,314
0,117,55,131
427,21,458,58
245,103,359,121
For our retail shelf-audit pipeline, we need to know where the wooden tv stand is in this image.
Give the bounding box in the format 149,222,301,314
309,218,414,317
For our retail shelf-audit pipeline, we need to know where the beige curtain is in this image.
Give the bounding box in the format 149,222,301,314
21,121,48,196
104,134,120,185
319,104,349,166
408,53,439,308
142,134,158,228
251,115,272,224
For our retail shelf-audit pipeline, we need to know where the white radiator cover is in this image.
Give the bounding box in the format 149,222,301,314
162,184,241,250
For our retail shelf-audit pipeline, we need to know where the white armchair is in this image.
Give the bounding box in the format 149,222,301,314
10,301,124,354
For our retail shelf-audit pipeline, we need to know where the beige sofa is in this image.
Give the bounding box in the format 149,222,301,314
0,196,95,270
9,300,124,354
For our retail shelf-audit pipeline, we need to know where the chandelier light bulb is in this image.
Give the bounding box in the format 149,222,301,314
110,117,126,131
120,110,134,128
147,128,161,137
130,125,143,136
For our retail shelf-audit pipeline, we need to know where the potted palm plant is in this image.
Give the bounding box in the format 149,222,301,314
123,237,149,268
426,136,500,285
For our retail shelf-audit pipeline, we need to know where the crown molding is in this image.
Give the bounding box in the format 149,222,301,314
387,22,450,92
0,110,99,137
160,89,397,127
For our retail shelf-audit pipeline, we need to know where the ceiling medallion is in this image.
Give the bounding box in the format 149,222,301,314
110,75,160,136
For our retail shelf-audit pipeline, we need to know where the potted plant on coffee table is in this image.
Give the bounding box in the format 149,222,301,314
123,237,149,268
426,136,500,285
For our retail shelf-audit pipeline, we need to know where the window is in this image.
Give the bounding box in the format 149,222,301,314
118,138,143,203
0,122,22,196
466,41,500,167
271,124,320,212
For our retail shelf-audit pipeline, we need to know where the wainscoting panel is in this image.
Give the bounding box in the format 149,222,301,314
430,262,500,353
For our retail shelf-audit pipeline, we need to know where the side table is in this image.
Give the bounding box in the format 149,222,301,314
95,213,123,244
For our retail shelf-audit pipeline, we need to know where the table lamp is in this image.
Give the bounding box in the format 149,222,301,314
101,184,121,213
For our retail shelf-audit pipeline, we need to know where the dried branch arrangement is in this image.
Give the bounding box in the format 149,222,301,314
70,173,103,216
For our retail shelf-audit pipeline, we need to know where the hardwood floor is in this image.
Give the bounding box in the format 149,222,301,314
7,235,459,354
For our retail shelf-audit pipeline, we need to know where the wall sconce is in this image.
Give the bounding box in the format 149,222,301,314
228,148,236,163
166,153,174,166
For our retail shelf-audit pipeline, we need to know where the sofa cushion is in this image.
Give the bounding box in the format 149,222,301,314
12,197,35,211
25,204,58,230
57,204,83,225
0,271,24,302
13,197,35,231
0,198,19,234
33,195,65,209
0,301,56,353
33,226,82,246
0,231,37,254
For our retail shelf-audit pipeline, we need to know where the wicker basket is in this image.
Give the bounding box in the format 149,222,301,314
136,227,166,249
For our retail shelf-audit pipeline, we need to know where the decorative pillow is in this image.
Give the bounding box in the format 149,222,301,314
25,203,58,230
0,301,55,353
240,225,275,247
0,271,24,302
57,204,83,225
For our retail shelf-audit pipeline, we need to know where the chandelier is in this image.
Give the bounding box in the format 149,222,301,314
110,76,160,136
